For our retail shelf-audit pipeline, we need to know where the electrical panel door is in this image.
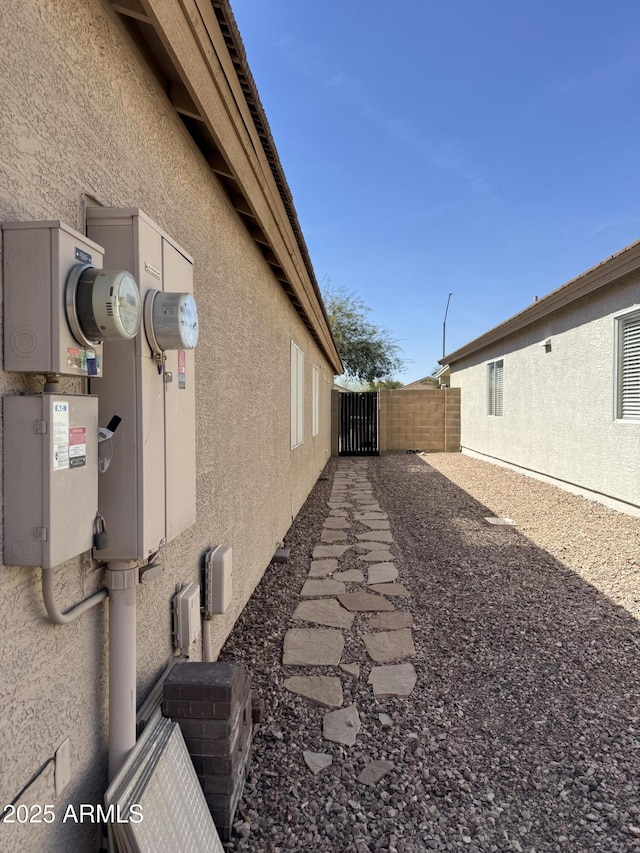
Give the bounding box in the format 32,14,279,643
4,393,99,568
162,239,196,542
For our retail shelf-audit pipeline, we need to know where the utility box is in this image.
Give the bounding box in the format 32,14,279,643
2,221,106,376
87,208,197,560
205,546,233,616
172,583,202,652
3,393,99,568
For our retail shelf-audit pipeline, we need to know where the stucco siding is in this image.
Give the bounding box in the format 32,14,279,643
0,1,333,849
450,276,640,512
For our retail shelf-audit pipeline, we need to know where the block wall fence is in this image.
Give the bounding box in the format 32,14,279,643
332,388,461,454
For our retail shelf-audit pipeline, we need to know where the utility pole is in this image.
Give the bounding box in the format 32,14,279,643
442,292,452,359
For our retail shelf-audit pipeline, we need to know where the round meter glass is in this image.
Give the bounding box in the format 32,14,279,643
116,273,143,338
181,293,199,349
68,265,142,346
147,291,200,352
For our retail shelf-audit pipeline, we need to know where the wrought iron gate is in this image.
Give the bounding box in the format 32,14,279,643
338,392,379,456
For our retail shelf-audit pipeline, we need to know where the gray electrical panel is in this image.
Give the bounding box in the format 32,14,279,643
3,393,99,568
87,208,197,561
2,221,106,376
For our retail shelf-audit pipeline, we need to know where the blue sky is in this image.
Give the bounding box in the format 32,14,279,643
231,0,640,382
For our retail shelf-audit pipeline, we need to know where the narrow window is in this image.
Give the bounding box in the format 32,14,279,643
291,341,304,448
312,365,320,437
616,310,640,420
487,359,504,416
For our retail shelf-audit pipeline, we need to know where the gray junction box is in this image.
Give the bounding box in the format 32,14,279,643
2,221,106,377
3,393,99,568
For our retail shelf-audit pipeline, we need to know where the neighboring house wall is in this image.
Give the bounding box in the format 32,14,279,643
379,389,461,453
0,1,338,850
449,275,640,513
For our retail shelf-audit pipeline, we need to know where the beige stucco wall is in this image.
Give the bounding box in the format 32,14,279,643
0,1,333,850
449,276,640,513
379,388,461,453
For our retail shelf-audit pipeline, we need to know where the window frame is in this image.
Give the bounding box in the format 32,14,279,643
312,364,320,437
290,341,305,449
614,307,640,422
487,358,504,417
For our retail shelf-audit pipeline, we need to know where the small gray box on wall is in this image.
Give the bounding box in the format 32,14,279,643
3,393,99,568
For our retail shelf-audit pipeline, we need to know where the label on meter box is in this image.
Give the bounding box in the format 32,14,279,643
69,427,87,468
178,349,186,389
52,402,70,470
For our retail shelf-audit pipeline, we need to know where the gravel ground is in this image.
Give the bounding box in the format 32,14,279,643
219,452,640,853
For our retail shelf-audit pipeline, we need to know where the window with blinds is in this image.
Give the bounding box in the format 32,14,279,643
617,310,640,420
487,359,504,416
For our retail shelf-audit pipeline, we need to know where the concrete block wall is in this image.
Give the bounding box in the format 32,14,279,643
379,388,460,453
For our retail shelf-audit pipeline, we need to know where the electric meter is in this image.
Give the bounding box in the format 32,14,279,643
66,265,142,347
144,290,199,354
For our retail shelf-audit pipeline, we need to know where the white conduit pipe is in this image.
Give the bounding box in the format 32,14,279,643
202,617,213,662
106,563,138,782
41,568,108,625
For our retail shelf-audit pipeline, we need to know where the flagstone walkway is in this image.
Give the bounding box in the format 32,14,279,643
282,458,417,778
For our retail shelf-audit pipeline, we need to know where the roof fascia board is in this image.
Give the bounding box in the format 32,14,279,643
443,238,640,365
136,0,342,371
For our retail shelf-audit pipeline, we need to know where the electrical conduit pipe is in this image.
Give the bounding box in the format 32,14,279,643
105,562,138,782
41,568,108,624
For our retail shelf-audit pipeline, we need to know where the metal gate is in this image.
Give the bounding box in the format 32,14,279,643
338,392,379,456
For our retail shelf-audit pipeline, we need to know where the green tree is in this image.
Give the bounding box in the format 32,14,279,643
323,285,405,384
367,379,404,390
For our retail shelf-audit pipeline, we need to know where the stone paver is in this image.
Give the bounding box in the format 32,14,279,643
340,663,360,678
313,545,351,559
283,628,344,666
300,578,347,597
283,675,343,708
485,517,516,526
333,569,365,583
355,542,386,552
328,509,348,517
378,713,394,728
359,519,391,530
291,599,355,629
337,591,396,612
369,583,410,597
357,760,395,786
367,563,398,585
327,502,351,509
354,512,388,520
323,517,351,529
323,704,361,746
303,751,332,775
356,530,394,543
369,611,414,630
308,559,338,578
363,628,415,663
320,529,349,543
359,550,395,562
368,663,417,698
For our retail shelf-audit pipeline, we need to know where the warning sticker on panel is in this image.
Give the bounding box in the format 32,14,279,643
69,427,87,468
53,401,70,470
